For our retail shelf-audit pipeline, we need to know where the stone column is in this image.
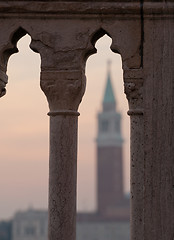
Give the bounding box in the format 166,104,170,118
41,69,86,240
142,4,174,238
124,69,144,240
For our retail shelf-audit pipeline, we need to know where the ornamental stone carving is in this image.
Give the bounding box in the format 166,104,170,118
124,69,143,116
41,70,86,113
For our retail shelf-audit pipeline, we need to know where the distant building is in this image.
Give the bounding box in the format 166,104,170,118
0,220,12,240
12,209,48,240
78,61,129,222
11,209,130,240
97,60,126,217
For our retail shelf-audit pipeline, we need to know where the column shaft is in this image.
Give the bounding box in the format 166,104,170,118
130,115,144,240
48,114,78,240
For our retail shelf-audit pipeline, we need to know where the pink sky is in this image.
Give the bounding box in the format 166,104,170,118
0,35,130,220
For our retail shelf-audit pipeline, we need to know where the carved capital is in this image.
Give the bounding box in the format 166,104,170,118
41,70,86,114
0,70,8,98
124,69,143,116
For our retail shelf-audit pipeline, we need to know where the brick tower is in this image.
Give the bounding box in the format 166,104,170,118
97,61,124,216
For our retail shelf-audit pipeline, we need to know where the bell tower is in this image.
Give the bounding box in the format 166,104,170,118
97,61,124,216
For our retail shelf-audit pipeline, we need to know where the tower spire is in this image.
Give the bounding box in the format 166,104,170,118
97,60,124,215
103,60,116,111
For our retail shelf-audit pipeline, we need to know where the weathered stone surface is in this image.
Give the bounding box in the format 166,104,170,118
49,115,78,240
0,70,8,97
142,16,174,240
0,1,173,240
41,70,86,112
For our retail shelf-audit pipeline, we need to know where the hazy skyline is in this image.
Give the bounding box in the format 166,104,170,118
0,34,130,220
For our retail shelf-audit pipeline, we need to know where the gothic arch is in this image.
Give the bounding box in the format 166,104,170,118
0,27,28,97
0,26,43,98
84,27,122,68
86,22,141,70
0,26,40,71
2,27,27,68
88,28,113,56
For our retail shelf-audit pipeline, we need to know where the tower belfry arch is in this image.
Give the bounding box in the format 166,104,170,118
0,1,174,240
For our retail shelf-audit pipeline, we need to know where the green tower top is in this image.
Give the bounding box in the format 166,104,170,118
103,60,116,111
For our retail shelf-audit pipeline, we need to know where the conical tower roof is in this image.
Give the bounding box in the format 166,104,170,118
102,60,116,111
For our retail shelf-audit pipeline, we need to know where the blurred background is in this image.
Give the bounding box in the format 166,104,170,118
0,34,130,240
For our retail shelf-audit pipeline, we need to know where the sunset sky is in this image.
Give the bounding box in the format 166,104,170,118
0,34,130,220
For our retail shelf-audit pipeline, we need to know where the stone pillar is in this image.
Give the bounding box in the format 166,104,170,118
142,3,174,238
41,69,86,240
124,69,144,240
